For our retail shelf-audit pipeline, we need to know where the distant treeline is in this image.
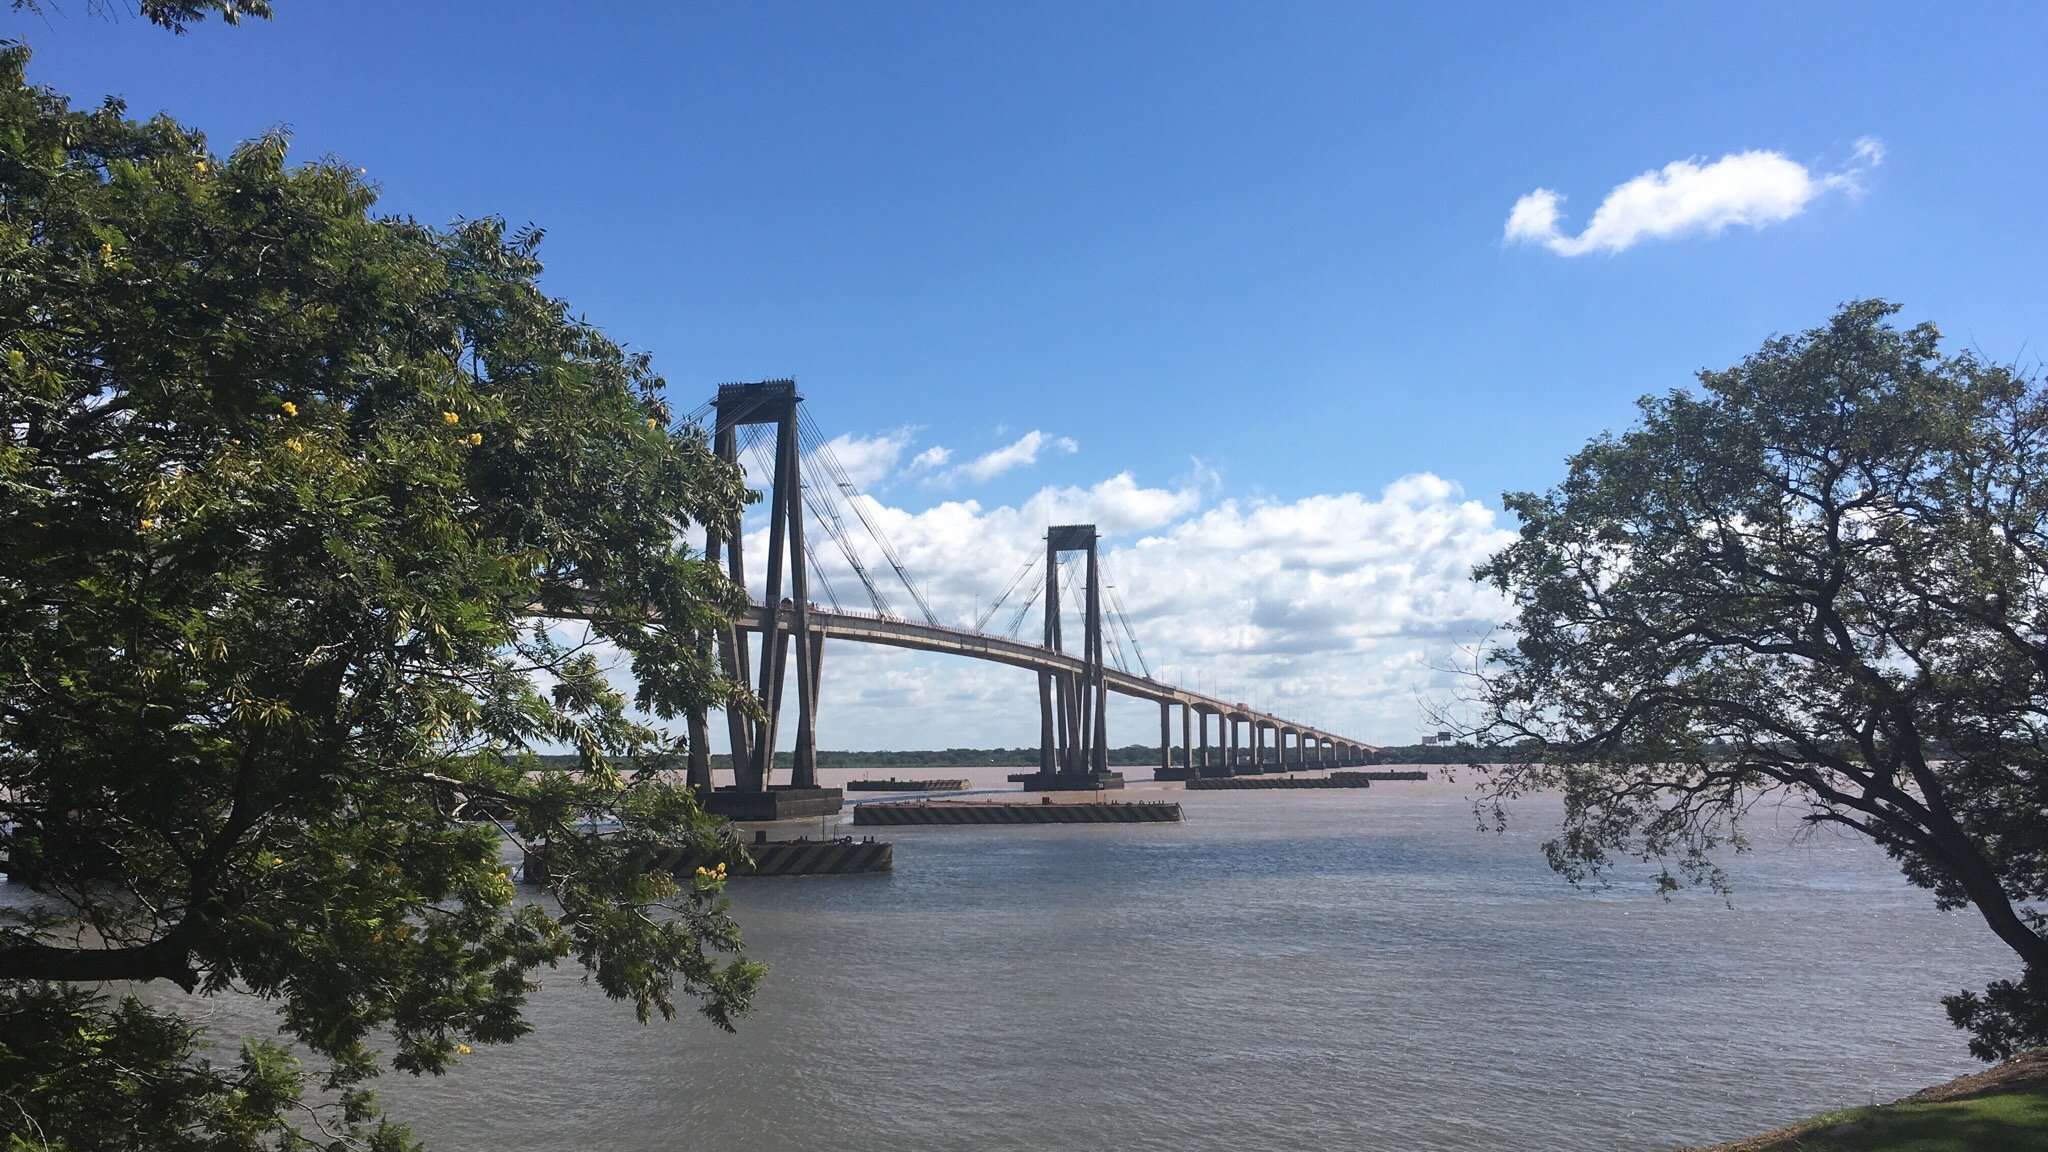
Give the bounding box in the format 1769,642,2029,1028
534,745,1178,770
525,743,1539,770
1372,743,1542,764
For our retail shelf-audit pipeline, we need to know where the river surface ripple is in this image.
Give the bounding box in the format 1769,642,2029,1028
117,772,2025,1149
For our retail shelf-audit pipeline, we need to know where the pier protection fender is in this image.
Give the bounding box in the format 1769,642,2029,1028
853,799,1182,826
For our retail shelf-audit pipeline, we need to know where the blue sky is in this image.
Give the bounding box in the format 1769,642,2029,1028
22,3,2048,747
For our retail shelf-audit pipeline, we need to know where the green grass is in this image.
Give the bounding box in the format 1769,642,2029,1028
1742,1082,2048,1151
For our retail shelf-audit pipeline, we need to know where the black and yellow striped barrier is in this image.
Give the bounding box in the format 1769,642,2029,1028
852,799,1183,826
1186,775,1372,790
740,837,893,875
525,837,892,882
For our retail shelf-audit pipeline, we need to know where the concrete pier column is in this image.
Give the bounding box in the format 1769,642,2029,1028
1180,702,1192,776
1158,700,1172,778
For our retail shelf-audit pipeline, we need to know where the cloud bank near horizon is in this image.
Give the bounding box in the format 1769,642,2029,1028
1505,139,1883,257
714,454,1516,748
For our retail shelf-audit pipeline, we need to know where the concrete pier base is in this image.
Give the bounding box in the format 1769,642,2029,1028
1016,770,1125,791
854,798,1180,825
700,786,845,821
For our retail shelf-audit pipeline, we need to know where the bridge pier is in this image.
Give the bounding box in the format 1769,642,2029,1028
1025,525,1123,791
1155,700,1203,781
699,381,843,822
1157,700,1173,780
1181,701,1192,778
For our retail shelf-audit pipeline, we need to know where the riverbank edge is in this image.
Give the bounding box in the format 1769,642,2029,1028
1677,1047,2048,1151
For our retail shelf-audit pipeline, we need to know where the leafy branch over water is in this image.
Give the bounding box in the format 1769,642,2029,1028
1468,300,2048,1060
0,44,761,1148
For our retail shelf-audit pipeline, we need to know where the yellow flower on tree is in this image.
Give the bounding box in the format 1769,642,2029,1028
442,411,460,425
280,401,297,418
466,432,483,446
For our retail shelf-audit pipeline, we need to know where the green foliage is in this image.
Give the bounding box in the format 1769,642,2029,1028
9,0,274,34
1701,1083,2048,1151
0,44,761,1147
1473,301,2048,1059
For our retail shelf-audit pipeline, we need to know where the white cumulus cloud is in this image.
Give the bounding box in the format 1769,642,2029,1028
727,468,1514,748
1505,138,1883,256
812,430,913,489
937,430,1079,485
907,445,951,471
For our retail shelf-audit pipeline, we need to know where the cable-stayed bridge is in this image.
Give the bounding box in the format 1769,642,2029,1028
676,380,1377,819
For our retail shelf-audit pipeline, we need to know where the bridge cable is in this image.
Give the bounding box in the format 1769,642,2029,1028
1076,556,1133,674
796,408,936,624
794,408,941,627
721,422,858,613
801,535,844,611
1098,556,1153,679
1000,575,1044,640
792,415,904,618
1056,556,1100,664
796,449,897,617
974,556,1039,634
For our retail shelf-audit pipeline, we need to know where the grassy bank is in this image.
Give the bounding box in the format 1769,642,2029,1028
1684,1049,2048,1151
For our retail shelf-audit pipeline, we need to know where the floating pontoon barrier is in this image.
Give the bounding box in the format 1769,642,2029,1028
853,798,1182,826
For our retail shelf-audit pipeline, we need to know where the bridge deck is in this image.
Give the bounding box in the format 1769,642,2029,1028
741,605,1371,749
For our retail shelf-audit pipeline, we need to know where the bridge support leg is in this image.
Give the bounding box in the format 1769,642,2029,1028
1155,700,1198,781
686,618,714,791
1198,711,1223,777
1038,671,1056,777
706,449,754,787
791,633,823,789
1158,701,1172,780
1180,702,1192,779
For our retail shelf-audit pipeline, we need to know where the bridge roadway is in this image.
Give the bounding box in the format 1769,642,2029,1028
738,603,1376,760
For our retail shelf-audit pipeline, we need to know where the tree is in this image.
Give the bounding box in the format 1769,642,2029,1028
0,44,761,1148
9,1,273,34
1471,300,2048,1060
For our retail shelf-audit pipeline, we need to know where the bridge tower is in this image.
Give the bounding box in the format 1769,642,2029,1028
1029,524,1125,791
696,380,843,821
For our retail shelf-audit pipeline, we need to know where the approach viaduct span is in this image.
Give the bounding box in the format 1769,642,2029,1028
737,604,1375,771
674,380,1378,819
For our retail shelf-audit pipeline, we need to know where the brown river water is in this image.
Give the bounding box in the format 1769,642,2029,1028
20,769,2014,1150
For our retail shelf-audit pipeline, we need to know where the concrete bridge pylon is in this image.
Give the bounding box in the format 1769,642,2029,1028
663,379,1376,816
